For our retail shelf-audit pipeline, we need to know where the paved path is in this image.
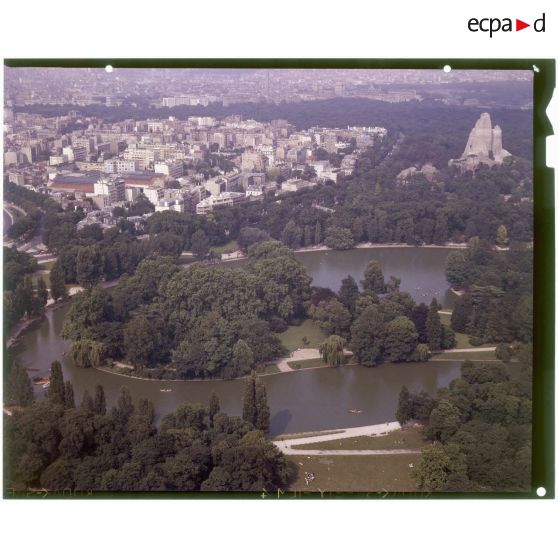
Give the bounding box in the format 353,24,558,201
279,448,421,456
274,422,402,454
434,347,496,354
274,348,353,372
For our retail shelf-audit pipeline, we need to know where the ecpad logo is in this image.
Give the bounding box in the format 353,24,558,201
468,13,546,37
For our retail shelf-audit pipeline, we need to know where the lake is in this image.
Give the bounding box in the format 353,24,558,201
12,247,462,435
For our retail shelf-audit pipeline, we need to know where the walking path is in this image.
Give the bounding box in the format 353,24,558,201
434,347,496,354
274,347,353,372
279,448,422,456
274,422,403,455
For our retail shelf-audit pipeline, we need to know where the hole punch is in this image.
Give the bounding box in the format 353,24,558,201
536,486,546,497
443,65,452,73
105,65,114,73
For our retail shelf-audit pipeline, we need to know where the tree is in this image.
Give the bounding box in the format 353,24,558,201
361,260,385,294
64,381,75,409
124,315,159,367
496,224,509,246
338,275,359,314
254,378,270,433
7,360,34,407
414,443,468,491
281,219,302,249
426,399,462,442
76,245,103,287
94,385,106,415
209,392,220,427
319,335,346,367
242,374,257,426
191,229,210,260
411,303,429,343
310,298,352,337
37,277,48,307
451,295,472,333
303,225,313,247
81,390,95,412
324,226,355,250
237,227,270,252
48,360,65,407
384,316,419,362
495,343,512,362
50,260,67,301
445,252,468,289
396,386,412,426
230,340,254,378
314,221,322,245
113,386,134,426
350,305,386,367
426,298,443,351
415,343,430,362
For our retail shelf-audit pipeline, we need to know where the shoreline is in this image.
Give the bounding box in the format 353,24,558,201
220,241,468,262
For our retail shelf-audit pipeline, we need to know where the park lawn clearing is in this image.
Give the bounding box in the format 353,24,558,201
39,260,55,271
178,253,196,265
431,351,498,361
292,426,428,451
287,358,328,370
278,319,326,352
286,453,419,492
260,363,280,375
439,313,493,350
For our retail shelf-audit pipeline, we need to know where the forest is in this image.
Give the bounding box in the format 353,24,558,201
398,344,532,492
445,239,533,345
4,360,292,492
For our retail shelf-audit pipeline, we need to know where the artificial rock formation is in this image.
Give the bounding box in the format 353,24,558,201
449,113,511,171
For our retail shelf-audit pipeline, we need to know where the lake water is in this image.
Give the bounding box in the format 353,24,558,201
12,247,462,435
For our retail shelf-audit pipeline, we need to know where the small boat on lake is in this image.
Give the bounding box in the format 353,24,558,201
159,388,172,393
349,409,363,414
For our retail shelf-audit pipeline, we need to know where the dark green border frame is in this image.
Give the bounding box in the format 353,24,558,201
3,58,555,500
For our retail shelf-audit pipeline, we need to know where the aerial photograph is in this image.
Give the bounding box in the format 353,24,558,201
3,66,534,494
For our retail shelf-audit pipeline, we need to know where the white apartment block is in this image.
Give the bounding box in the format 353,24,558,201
154,160,184,179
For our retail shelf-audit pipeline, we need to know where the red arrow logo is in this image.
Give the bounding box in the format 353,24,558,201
516,19,530,31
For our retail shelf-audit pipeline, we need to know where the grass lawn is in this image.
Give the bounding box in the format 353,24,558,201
292,426,428,451
178,254,196,265
260,363,280,375
278,320,326,352
38,260,55,271
439,313,493,349
287,358,328,370
31,273,51,289
211,239,239,254
285,453,419,493
431,350,498,361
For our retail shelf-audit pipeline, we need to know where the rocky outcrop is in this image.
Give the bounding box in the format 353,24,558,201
450,113,511,171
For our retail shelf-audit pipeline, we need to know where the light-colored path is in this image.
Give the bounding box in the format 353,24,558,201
435,347,496,354
274,348,353,372
280,448,421,456
274,422,402,454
